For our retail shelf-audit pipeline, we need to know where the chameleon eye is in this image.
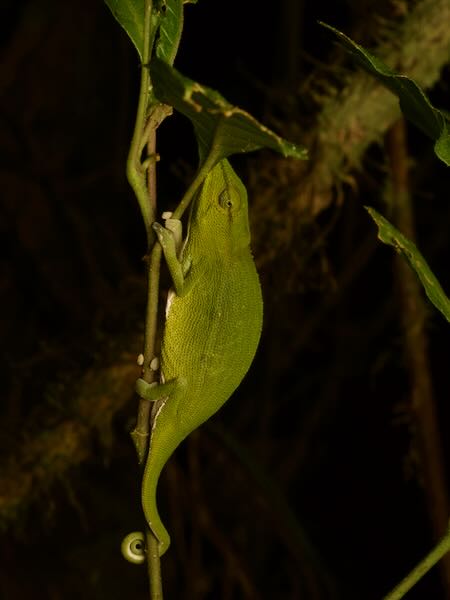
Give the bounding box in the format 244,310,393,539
218,185,241,211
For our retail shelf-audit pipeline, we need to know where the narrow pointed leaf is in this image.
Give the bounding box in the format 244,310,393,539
151,57,308,164
366,207,450,323
321,22,450,166
104,0,146,59
105,0,186,65
155,0,184,65
434,123,450,165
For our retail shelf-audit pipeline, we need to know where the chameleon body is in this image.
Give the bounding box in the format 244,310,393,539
135,159,263,556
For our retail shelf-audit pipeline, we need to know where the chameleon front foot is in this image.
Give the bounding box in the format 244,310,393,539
121,531,146,565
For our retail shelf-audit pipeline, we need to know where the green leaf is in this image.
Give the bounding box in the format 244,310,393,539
155,0,184,65
104,0,189,70
366,207,450,323
434,123,450,165
151,57,308,165
104,0,188,66
320,22,450,166
104,0,146,60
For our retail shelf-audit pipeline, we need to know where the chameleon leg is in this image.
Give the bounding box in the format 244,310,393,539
163,217,183,256
152,222,185,295
135,377,178,401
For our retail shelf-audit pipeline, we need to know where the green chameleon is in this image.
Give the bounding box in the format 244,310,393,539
124,159,263,559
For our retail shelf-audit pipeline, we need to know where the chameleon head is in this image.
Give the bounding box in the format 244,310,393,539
189,159,251,252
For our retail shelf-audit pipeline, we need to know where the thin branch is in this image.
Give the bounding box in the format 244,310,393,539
146,529,163,600
125,7,153,242
385,118,450,597
383,523,450,600
124,0,169,595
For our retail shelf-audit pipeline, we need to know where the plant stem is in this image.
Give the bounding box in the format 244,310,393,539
385,119,450,596
172,150,218,220
125,0,154,245
125,0,172,597
383,525,450,600
131,239,163,462
146,530,163,600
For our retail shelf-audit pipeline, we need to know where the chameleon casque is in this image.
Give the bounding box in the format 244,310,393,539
132,158,263,557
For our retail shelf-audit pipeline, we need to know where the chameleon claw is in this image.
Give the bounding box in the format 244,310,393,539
152,222,174,250
152,221,164,236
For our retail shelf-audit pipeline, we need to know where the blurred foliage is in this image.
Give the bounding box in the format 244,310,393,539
0,0,449,599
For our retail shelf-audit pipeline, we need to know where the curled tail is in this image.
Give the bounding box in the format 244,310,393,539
122,419,178,562
122,381,189,561
140,426,174,556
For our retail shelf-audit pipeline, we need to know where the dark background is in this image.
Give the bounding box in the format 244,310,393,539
1,0,449,598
